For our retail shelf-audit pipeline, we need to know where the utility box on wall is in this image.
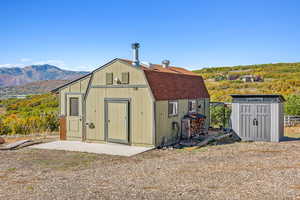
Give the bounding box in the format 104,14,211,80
230,94,285,142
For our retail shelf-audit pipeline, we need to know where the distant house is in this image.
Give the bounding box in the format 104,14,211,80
52,44,210,147
227,74,240,81
240,75,263,82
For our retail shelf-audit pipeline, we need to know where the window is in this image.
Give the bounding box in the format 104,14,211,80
106,73,113,85
121,72,129,84
69,97,79,116
188,100,197,112
168,101,178,116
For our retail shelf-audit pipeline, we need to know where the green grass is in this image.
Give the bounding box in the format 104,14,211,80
7,167,16,172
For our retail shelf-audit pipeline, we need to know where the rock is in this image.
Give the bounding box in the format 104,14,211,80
0,137,5,144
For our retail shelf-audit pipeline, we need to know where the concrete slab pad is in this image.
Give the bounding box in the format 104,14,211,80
30,141,154,156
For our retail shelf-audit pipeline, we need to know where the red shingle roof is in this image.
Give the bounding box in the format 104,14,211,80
143,70,210,101
119,58,210,100
119,59,197,75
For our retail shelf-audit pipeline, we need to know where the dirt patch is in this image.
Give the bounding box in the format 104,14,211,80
1,134,58,144
1,141,300,199
240,149,286,153
30,152,100,171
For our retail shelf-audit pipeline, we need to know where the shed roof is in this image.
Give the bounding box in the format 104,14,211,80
230,94,285,102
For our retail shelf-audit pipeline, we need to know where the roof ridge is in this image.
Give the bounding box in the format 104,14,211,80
118,58,196,75
142,67,200,77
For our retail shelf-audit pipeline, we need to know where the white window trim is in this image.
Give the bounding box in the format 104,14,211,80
168,101,178,117
188,99,197,113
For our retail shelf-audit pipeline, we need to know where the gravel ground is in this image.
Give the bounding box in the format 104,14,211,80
1,141,300,200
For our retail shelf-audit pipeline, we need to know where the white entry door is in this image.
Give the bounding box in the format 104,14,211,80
66,94,83,140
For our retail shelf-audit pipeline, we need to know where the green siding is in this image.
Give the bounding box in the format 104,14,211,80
85,60,154,146
155,98,210,146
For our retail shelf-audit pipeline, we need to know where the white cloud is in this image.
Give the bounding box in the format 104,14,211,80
68,65,91,71
0,59,66,69
0,63,22,68
20,58,32,62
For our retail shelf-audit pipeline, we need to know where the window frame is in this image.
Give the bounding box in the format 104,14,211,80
106,72,113,85
69,97,79,116
188,99,197,113
121,72,130,84
168,100,178,117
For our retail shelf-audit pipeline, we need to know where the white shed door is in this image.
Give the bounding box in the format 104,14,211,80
239,104,252,139
253,104,271,141
239,104,271,141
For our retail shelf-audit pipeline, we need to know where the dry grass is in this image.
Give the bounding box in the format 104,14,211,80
1,141,300,200
285,126,300,138
30,152,99,171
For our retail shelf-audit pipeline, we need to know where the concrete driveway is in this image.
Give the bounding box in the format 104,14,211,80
30,141,154,156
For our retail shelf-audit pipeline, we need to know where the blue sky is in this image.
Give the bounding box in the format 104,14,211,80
1,0,300,71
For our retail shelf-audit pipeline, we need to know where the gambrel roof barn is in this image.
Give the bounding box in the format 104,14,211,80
53,44,210,147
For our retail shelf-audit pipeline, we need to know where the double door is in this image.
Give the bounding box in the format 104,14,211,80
239,104,271,141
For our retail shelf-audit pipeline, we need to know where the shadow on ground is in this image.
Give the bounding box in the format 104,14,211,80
280,136,300,142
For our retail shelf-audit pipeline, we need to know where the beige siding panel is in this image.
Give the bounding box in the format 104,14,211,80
70,82,81,92
155,100,188,146
93,61,145,85
85,88,104,141
59,76,91,116
80,77,90,93
156,98,210,146
197,99,204,114
85,60,154,146
85,87,153,145
59,87,70,116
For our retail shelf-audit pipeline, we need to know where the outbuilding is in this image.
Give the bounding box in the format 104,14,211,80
230,94,285,142
53,44,210,147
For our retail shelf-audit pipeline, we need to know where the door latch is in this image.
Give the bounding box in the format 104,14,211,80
253,118,258,126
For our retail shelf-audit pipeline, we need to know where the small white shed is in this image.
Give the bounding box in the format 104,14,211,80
230,94,285,142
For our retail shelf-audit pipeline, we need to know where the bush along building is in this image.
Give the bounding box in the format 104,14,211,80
52,43,210,147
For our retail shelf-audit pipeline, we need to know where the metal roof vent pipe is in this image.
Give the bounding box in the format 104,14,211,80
131,43,140,67
162,59,170,68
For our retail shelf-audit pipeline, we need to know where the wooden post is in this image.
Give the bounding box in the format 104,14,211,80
60,116,66,140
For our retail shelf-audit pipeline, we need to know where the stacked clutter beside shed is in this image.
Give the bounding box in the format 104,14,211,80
168,113,241,149
181,114,206,139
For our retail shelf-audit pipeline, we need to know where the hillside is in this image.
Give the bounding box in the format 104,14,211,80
0,93,58,135
0,64,88,87
194,62,300,102
0,80,69,97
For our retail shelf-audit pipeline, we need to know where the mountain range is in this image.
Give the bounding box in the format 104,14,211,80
0,64,88,87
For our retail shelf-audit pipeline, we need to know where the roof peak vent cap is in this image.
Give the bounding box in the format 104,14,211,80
162,59,170,68
131,43,140,67
141,61,152,67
